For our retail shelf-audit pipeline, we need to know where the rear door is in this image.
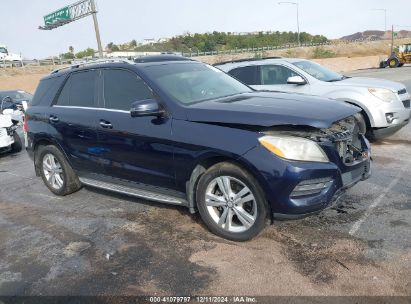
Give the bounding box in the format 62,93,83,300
96,68,176,190
50,70,104,175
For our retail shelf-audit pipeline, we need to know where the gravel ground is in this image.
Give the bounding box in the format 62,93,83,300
0,67,410,296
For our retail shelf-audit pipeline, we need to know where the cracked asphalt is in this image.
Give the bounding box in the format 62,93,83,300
0,67,410,296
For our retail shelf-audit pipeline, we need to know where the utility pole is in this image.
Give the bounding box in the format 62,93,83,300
278,2,301,47
391,24,394,55
91,0,103,57
371,8,387,32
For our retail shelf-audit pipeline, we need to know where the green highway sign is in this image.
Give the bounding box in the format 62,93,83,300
44,6,71,25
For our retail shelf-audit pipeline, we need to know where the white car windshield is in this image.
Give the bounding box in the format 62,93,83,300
293,60,345,82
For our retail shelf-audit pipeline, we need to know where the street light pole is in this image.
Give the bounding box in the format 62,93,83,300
91,0,103,58
278,1,300,47
371,8,387,32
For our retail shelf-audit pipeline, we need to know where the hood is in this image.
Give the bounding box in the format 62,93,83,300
334,77,405,92
184,92,360,129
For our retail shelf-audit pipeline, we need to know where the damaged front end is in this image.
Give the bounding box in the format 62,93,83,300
263,115,371,169
255,115,371,218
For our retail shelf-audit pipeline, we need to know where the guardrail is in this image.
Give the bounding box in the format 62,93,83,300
1,58,72,68
182,41,332,57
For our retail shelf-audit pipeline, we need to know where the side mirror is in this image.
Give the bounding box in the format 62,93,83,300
287,75,307,85
22,100,28,111
130,99,164,118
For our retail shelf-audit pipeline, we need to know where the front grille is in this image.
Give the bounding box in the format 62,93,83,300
403,99,410,108
398,89,407,95
325,116,364,165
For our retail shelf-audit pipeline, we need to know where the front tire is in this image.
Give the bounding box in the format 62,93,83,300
354,112,367,135
37,145,81,196
196,162,268,241
388,58,400,68
11,132,22,153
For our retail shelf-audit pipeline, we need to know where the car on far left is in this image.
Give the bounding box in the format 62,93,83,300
0,90,29,154
0,90,32,111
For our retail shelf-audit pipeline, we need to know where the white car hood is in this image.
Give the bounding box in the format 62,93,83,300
334,77,406,92
0,114,13,128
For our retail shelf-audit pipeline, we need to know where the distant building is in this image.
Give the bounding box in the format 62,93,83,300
142,39,156,46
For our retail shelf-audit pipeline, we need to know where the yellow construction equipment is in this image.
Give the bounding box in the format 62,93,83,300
380,43,411,68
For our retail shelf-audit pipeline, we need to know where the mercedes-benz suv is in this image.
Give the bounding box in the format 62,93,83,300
25,57,371,241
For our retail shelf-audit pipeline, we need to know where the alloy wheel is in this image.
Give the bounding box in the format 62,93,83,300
42,153,64,190
205,176,257,233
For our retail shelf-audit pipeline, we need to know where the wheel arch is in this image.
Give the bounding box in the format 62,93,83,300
32,136,72,176
185,154,271,217
333,97,375,128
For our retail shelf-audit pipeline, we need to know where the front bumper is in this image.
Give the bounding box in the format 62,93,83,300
240,136,371,218
0,129,14,150
372,116,410,139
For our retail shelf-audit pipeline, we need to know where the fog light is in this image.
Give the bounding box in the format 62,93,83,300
386,113,394,123
291,177,333,198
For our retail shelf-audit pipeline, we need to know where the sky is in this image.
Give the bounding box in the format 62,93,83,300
1,0,410,59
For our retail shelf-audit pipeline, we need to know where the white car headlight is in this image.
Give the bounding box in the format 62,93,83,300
258,135,329,163
368,88,397,103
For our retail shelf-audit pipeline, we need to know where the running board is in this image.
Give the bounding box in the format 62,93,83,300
79,177,188,206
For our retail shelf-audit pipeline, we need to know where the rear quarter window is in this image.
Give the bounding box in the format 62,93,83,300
31,76,65,106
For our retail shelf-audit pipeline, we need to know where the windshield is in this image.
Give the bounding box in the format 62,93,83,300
0,47,7,54
0,91,32,102
144,62,252,105
293,60,344,82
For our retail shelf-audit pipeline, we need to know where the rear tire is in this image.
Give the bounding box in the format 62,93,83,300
196,162,268,241
37,145,81,196
11,132,22,153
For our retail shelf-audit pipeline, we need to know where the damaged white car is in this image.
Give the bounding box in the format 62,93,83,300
0,101,25,154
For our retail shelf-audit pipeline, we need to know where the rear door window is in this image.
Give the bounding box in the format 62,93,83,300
56,70,98,107
103,69,153,111
228,66,260,85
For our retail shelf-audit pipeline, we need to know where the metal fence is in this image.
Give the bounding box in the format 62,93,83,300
182,41,332,57
1,58,72,68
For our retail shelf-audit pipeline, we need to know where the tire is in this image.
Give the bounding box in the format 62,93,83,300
196,162,268,241
388,58,400,68
11,132,22,153
354,112,367,135
37,145,81,196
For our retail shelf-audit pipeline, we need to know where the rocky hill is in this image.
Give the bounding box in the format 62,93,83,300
340,30,411,41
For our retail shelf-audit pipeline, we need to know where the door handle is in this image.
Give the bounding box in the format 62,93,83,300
49,115,59,123
99,120,113,129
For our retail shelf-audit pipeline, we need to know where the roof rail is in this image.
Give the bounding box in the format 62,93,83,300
50,58,134,74
213,56,283,66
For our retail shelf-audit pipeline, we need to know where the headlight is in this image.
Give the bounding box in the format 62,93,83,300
368,88,397,103
258,135,329,163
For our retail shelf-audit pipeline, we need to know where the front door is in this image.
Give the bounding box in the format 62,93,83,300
253,64,311,95
96,68,176,190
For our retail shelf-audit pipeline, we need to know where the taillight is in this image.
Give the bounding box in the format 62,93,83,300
23,114,28,132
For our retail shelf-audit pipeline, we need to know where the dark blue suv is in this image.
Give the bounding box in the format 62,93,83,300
26,57,371,241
